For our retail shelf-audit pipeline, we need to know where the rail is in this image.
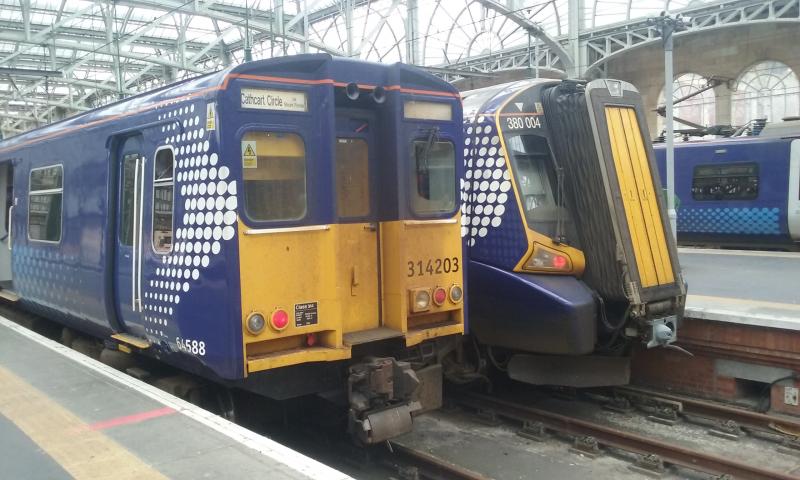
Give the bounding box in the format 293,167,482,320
614,385,800,439
458,392,796,480
385,441,490,480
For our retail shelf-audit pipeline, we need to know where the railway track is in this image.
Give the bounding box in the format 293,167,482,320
611,386,800,444
457,392,797,480
383,442,491,480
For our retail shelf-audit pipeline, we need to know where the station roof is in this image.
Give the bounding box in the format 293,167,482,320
0,0,713,136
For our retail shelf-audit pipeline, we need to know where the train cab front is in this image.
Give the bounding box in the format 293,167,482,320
462,78,686,387
461,80,599,367
228,56,465,443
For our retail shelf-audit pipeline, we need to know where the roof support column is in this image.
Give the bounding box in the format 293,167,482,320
568,0,583,77
344,0,355,57
405,0,419,65
302,0,310,53
274,0,286,55
19,0,31,41
103,4,124,100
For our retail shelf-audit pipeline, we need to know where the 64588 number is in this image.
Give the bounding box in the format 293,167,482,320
176,337,206,356
407,257,460,277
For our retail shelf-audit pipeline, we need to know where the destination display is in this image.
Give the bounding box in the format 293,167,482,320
240,88,308,112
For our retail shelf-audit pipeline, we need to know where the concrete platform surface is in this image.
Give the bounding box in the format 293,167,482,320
678,248,800,330
0,316,352,480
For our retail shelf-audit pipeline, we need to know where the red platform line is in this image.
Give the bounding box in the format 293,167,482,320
89,407,176,431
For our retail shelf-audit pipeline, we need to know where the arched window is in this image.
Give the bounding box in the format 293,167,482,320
657,73,716,134
732,61,800,126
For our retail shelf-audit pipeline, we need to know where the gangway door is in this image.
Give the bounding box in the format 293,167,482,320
542,79,684,305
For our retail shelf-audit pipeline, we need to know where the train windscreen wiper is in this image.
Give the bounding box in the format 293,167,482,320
554,164,567,244
419,126,440,173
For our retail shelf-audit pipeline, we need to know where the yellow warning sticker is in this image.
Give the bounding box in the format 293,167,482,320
206,102,216,131
242,140,257,168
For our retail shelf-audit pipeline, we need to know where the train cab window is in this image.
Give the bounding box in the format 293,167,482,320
152,148,174,253
506,135,575,241
335,138,370,218
242,131,307,221
411,138,456,215
28,165,63,243
692,162,759,201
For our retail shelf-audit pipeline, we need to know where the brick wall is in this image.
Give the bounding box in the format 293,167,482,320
631,318,800,415
631,347,739,399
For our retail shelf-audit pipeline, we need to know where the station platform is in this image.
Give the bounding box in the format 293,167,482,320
0,316,351,480
678,248,800,330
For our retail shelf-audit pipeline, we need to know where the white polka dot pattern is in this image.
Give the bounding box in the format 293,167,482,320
145,101,237,339
461,117,513,247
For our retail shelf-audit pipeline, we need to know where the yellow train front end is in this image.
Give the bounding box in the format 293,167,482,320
224,58,464,443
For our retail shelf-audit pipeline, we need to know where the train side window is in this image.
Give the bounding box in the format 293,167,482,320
335,138,370,218
691,162,759,201
28,165,63,243
119,154,138,246
152,148,174,253
242,131,307,221
411,139,456,215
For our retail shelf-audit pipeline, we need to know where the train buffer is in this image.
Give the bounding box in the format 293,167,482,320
0,315,352,480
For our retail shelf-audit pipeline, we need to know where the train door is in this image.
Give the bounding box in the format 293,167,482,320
789,140,800,242
604,106,675,288
335,113,381,335
113,135,146,337
0,163,13,289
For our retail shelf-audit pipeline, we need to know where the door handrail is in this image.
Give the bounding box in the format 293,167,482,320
136,157,146,312
131,157,140,311
7,204,13,251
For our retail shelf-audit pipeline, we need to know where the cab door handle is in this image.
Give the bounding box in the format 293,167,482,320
363,223,377,232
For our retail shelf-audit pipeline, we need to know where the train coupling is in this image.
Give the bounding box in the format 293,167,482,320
347,357,422,444
640,315,678,348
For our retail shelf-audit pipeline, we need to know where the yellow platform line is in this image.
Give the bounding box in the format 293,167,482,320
0,366,167,480
689,294,800,311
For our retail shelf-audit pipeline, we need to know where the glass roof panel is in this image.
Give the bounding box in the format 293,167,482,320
0,0,765,136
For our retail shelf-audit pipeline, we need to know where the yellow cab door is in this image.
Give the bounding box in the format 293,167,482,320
335,114,382,341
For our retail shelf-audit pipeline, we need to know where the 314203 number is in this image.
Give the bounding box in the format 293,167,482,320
407,257,460,277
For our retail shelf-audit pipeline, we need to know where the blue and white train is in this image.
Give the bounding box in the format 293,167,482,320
654,120,800,250
0,54,468,443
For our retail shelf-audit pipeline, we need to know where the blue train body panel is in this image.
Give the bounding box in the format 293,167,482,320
654,136,796,248
468,261,596,354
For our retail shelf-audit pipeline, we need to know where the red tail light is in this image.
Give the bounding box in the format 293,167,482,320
433,287,447,306
270,309,289,331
